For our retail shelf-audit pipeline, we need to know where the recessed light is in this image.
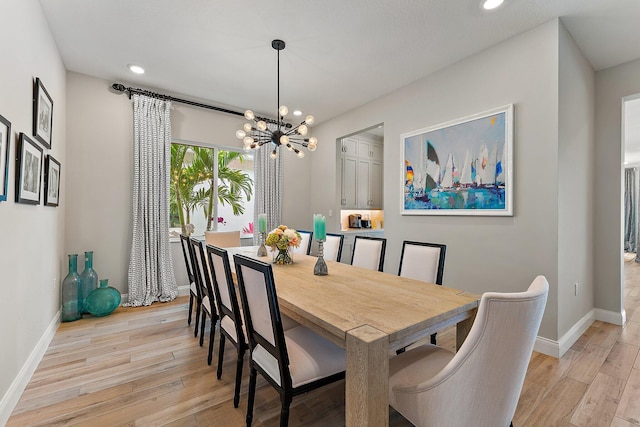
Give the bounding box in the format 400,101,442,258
482,0,504,10
128,64,145,74
293,110,302,116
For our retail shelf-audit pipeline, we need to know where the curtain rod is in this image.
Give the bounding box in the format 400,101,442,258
110,83,282,126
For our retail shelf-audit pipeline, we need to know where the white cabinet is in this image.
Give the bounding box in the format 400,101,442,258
339,137,383,209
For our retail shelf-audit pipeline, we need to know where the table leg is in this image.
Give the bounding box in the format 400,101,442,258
346,325,389,427
456,308,478,350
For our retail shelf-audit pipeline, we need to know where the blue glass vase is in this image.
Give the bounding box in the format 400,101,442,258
85,279,121,317
80,251,98,313
61,254,82,322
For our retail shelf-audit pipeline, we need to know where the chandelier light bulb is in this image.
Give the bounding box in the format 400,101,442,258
279,105,288,117
297,124,308,136
308,137,318,145
297,150,305,158
243,136,254,145
236,130,246,139
243,144,251,152
244,110,255,120
280,135,289,144
270,150,277,159
243,123,253,132
308,142,317,151
287,143,293,151
305,115,315,125
257,121,267,131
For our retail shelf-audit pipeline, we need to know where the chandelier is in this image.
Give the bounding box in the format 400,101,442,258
235,39,317,159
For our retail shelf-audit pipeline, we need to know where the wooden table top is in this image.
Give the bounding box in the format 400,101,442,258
227,247,479,349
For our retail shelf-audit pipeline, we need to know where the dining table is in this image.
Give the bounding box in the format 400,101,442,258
225,246,479,427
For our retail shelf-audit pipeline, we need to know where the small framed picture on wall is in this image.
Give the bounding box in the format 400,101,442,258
33,77,53,149
44,155,61,207
0,113,10,202
16,133,43,204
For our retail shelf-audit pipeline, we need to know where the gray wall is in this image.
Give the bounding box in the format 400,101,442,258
0,0,66,421
311,20,563,340
595,58,640,315
557,24,596,336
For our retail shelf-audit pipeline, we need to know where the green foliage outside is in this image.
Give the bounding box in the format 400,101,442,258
170,144,253,235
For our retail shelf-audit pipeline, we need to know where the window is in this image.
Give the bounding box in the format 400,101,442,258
169,142,254,239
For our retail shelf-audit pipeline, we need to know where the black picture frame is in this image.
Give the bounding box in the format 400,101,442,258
0,113,10,202
44,155,61,207
33,77,53,149
16,133,43,204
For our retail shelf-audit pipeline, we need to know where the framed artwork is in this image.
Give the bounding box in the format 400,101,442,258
33,77,53,149
16,133,43,204
44,155,61,207
401,104,513,216
0,113,10,202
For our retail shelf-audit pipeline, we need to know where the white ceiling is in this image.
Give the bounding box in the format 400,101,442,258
39,0,640,126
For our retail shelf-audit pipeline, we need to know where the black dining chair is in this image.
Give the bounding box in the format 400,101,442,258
180,233,200,337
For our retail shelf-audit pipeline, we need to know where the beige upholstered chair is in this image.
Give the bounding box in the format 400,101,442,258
206,244,248,407
180,234,200,336
388,276,549,427
398,240,446,345
351,235,387,271
234,254,345,427
189,238,218,365
205,230,241,248
323,233,345,262
398,241,446,285
292,230,313,255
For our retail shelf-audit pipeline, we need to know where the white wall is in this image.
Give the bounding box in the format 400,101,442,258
594,58,640,316
557,23,596,337
311,20,562,340
0,0,67,422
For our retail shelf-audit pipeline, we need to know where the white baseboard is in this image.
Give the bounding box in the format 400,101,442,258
0,310,61,426
533,308,626,359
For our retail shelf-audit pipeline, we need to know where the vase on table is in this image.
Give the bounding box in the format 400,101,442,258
85,279,122,317
273,246,294,265
80,251,98,313
61,254,82,322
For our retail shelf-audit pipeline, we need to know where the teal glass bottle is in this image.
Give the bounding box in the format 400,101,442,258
85,279,121,317
61,254,82,322
80,251,98,313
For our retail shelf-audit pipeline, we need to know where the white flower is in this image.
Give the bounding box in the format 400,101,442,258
283,229,296,239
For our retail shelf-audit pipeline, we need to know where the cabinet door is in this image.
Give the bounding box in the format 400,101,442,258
369,143,383,162
341,138,358,157
369,161,383,208
341,157,358,207
357,159,371,208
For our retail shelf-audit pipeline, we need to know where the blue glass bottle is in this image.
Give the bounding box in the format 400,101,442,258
80,251,98,313
61,254,82,322
85,279,121,317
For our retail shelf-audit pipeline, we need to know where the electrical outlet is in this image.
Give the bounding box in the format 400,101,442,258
328,209,333,217
574,283,579,296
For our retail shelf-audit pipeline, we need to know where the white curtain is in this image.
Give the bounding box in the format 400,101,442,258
126,94,178,306
254,136,283,242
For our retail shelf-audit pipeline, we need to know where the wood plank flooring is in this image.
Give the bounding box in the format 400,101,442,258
8,259,640,426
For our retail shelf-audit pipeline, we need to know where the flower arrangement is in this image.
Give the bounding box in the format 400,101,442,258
265,225,301,264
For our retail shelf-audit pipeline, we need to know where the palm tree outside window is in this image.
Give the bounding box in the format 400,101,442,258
170,142,254,239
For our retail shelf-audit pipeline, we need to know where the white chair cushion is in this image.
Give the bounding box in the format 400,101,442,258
323,235,342,262
352,238,383,271
211,254,233,310
190,281,197,295
221,314,247,344
400,245,441,283
388,345,454,399
202,296,212,314
252,325,345,387
292,232,311,255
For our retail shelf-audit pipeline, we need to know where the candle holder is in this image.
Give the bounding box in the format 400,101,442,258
257,232,268,257
314,240,328,276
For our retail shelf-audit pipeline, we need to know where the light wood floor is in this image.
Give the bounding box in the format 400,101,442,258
8,260,640,427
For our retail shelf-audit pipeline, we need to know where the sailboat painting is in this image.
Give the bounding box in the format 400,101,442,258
401,104,513,216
